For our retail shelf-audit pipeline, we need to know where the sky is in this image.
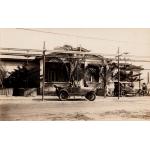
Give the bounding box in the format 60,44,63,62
0,28,150,82
0,28,150,56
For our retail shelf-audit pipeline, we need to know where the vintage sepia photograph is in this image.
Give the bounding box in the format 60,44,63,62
0,28,150,120
1,1,150,150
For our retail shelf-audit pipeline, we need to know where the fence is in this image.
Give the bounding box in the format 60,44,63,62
0,88,13,96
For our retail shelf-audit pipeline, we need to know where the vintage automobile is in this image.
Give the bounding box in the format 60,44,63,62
53,84,97,101
120,82,137,96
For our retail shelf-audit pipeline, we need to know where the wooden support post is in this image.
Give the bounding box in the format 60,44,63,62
42,42,46,101
104,65,107,98
118,48,120,100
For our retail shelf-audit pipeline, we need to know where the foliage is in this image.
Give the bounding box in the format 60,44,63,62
99,62,117,84
4,64,40,88
54,44,90,52
0,63,7,88
113,64,143,82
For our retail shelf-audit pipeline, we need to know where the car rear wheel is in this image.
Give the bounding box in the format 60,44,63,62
85,92,96,101
59,91,69,101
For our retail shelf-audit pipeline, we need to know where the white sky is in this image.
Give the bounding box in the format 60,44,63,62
0,28,150,56
0,28,150,82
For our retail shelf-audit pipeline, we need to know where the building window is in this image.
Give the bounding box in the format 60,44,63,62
46,70,57,82
50,71,56,82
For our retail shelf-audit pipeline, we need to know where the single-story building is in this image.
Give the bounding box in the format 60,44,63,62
0,46,105,96
0,46,144,97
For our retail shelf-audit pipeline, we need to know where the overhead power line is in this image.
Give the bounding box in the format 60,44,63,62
16,28,150,46
17,28,124,42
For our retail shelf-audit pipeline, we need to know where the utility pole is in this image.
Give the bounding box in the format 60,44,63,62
118,47,120,100
26,50,29,89
147,72,149,84
42,41,46,101
104,62,107,98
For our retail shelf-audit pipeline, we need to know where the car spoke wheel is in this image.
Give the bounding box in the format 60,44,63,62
59,91,69,101
85,92,96,101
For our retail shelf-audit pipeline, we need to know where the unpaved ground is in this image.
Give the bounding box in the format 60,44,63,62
0,96,150,120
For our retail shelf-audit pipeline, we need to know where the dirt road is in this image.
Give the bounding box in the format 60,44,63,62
0,96,150,120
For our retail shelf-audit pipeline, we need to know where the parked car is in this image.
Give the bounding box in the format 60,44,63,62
54,84,97,101
121,82,137,96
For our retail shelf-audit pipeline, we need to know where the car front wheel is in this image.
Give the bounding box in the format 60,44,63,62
59,91,69,101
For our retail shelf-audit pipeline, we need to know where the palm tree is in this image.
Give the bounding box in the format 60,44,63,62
99,62,117,96
0,62,7,88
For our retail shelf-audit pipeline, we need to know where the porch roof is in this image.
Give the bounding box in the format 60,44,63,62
38,50,107,64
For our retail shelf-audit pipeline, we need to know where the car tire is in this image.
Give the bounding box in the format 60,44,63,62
85,92,96,101
59,91,69,101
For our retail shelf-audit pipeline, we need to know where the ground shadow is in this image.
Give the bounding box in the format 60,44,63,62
33,97,87,101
